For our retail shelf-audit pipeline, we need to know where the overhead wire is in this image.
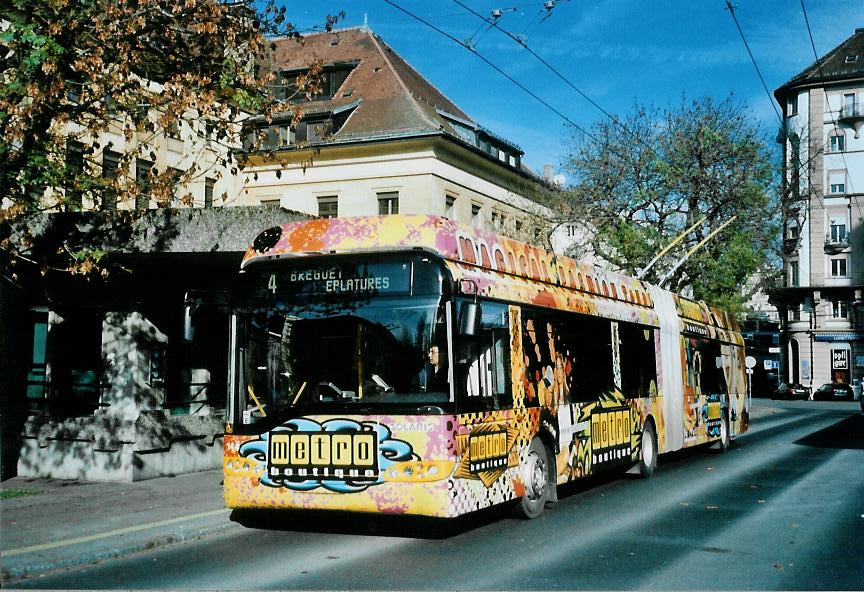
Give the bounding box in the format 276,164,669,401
450,0,659,158
724,1,782,123
725,0,826,260
383,0,746,255
380,0,598,142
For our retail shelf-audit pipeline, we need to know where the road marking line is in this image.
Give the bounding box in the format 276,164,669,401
2,508,231,558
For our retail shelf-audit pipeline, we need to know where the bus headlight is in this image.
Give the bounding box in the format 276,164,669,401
383,460,455,482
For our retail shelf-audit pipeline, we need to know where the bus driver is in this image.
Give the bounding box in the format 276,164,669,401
427,344,449,393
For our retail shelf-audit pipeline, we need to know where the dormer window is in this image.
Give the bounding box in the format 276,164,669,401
845,54,859,63
275,63,356,102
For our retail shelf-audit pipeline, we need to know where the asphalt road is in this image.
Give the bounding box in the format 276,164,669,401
9,400,864,590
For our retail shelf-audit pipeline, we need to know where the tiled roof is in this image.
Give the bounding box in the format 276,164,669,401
268,27,522,154
775,27,864,96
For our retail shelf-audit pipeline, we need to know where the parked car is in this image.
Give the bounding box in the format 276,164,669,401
812,382,854,401
772,382,810,400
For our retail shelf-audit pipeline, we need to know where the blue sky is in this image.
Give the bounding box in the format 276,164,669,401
290,1,862,177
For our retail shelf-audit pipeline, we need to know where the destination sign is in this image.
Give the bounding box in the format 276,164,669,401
261,261,411,298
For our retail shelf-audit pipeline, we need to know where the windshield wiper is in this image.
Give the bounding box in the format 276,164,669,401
370,374,393,392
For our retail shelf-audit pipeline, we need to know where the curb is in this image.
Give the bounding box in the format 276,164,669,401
2,510,235,581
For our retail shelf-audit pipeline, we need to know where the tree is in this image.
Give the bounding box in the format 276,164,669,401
560,96,779,315
0,0,341,277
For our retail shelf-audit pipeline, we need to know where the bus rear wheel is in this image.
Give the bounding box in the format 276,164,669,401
514,438,550,519
637,420,657,478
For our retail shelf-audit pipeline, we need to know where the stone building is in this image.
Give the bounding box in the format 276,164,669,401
239,27,558,240
773,27,864,391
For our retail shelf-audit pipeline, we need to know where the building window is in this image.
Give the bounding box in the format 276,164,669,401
828,170,846,195
830,257,848,278
166,119,181,139
244,124,294,151
167,167,183,204
377,192,399,215
829,132,846,153
843,93,856,117
48,310,104,417
789,304,802,322
471,203,482,227
26,310,49,414
831,299,848,319
830,219,847,243
101,149,120,210
786,95,798,117
204,177,215,209
65,140,85,209
789,260,799,287
317,195,338,219
445,193,456,219
280,67,353,102
491,210,506,230
135,159,153,209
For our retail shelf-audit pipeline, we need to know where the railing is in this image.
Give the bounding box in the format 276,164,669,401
838,104,864,121
163,381,213,415
825,236,850,254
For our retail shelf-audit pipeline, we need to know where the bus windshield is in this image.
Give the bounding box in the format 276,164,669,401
232,256,451,427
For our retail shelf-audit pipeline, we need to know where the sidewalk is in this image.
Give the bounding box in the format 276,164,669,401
0,469,235,580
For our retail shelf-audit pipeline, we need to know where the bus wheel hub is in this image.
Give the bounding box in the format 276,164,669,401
526,451,547,500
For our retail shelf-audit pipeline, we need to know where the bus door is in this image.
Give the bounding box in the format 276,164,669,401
453,300,517,489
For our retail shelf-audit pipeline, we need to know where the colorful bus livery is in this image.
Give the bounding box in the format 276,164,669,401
223,215,748,519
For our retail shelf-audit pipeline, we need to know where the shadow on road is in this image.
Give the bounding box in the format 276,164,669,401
228,505,504,539
795,414,864,450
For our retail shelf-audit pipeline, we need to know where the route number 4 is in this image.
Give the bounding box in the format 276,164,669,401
268,274,277,294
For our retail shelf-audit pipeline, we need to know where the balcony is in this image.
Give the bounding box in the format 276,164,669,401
783,237,800,254
825,236,850,254
838,104,864,137
839,103,864,123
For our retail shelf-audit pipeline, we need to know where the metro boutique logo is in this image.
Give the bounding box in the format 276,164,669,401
238,417,417,493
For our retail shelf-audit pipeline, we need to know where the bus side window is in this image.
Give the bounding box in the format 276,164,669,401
618,323,658,399
564,313,614,403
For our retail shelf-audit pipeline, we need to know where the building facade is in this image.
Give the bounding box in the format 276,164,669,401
774,27,864,391
239,27,557,242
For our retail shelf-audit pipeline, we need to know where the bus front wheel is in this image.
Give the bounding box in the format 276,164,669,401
715,412,731,452
514,438,550,519
638,420,657,478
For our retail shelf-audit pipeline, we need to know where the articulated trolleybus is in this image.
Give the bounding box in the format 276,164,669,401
223,215,748,519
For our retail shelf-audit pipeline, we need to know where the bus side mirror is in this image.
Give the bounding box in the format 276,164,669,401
183,292,203,342
459,302,481,337
183,298,196,342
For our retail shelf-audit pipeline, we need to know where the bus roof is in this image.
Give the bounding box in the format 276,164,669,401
242,215,738,333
